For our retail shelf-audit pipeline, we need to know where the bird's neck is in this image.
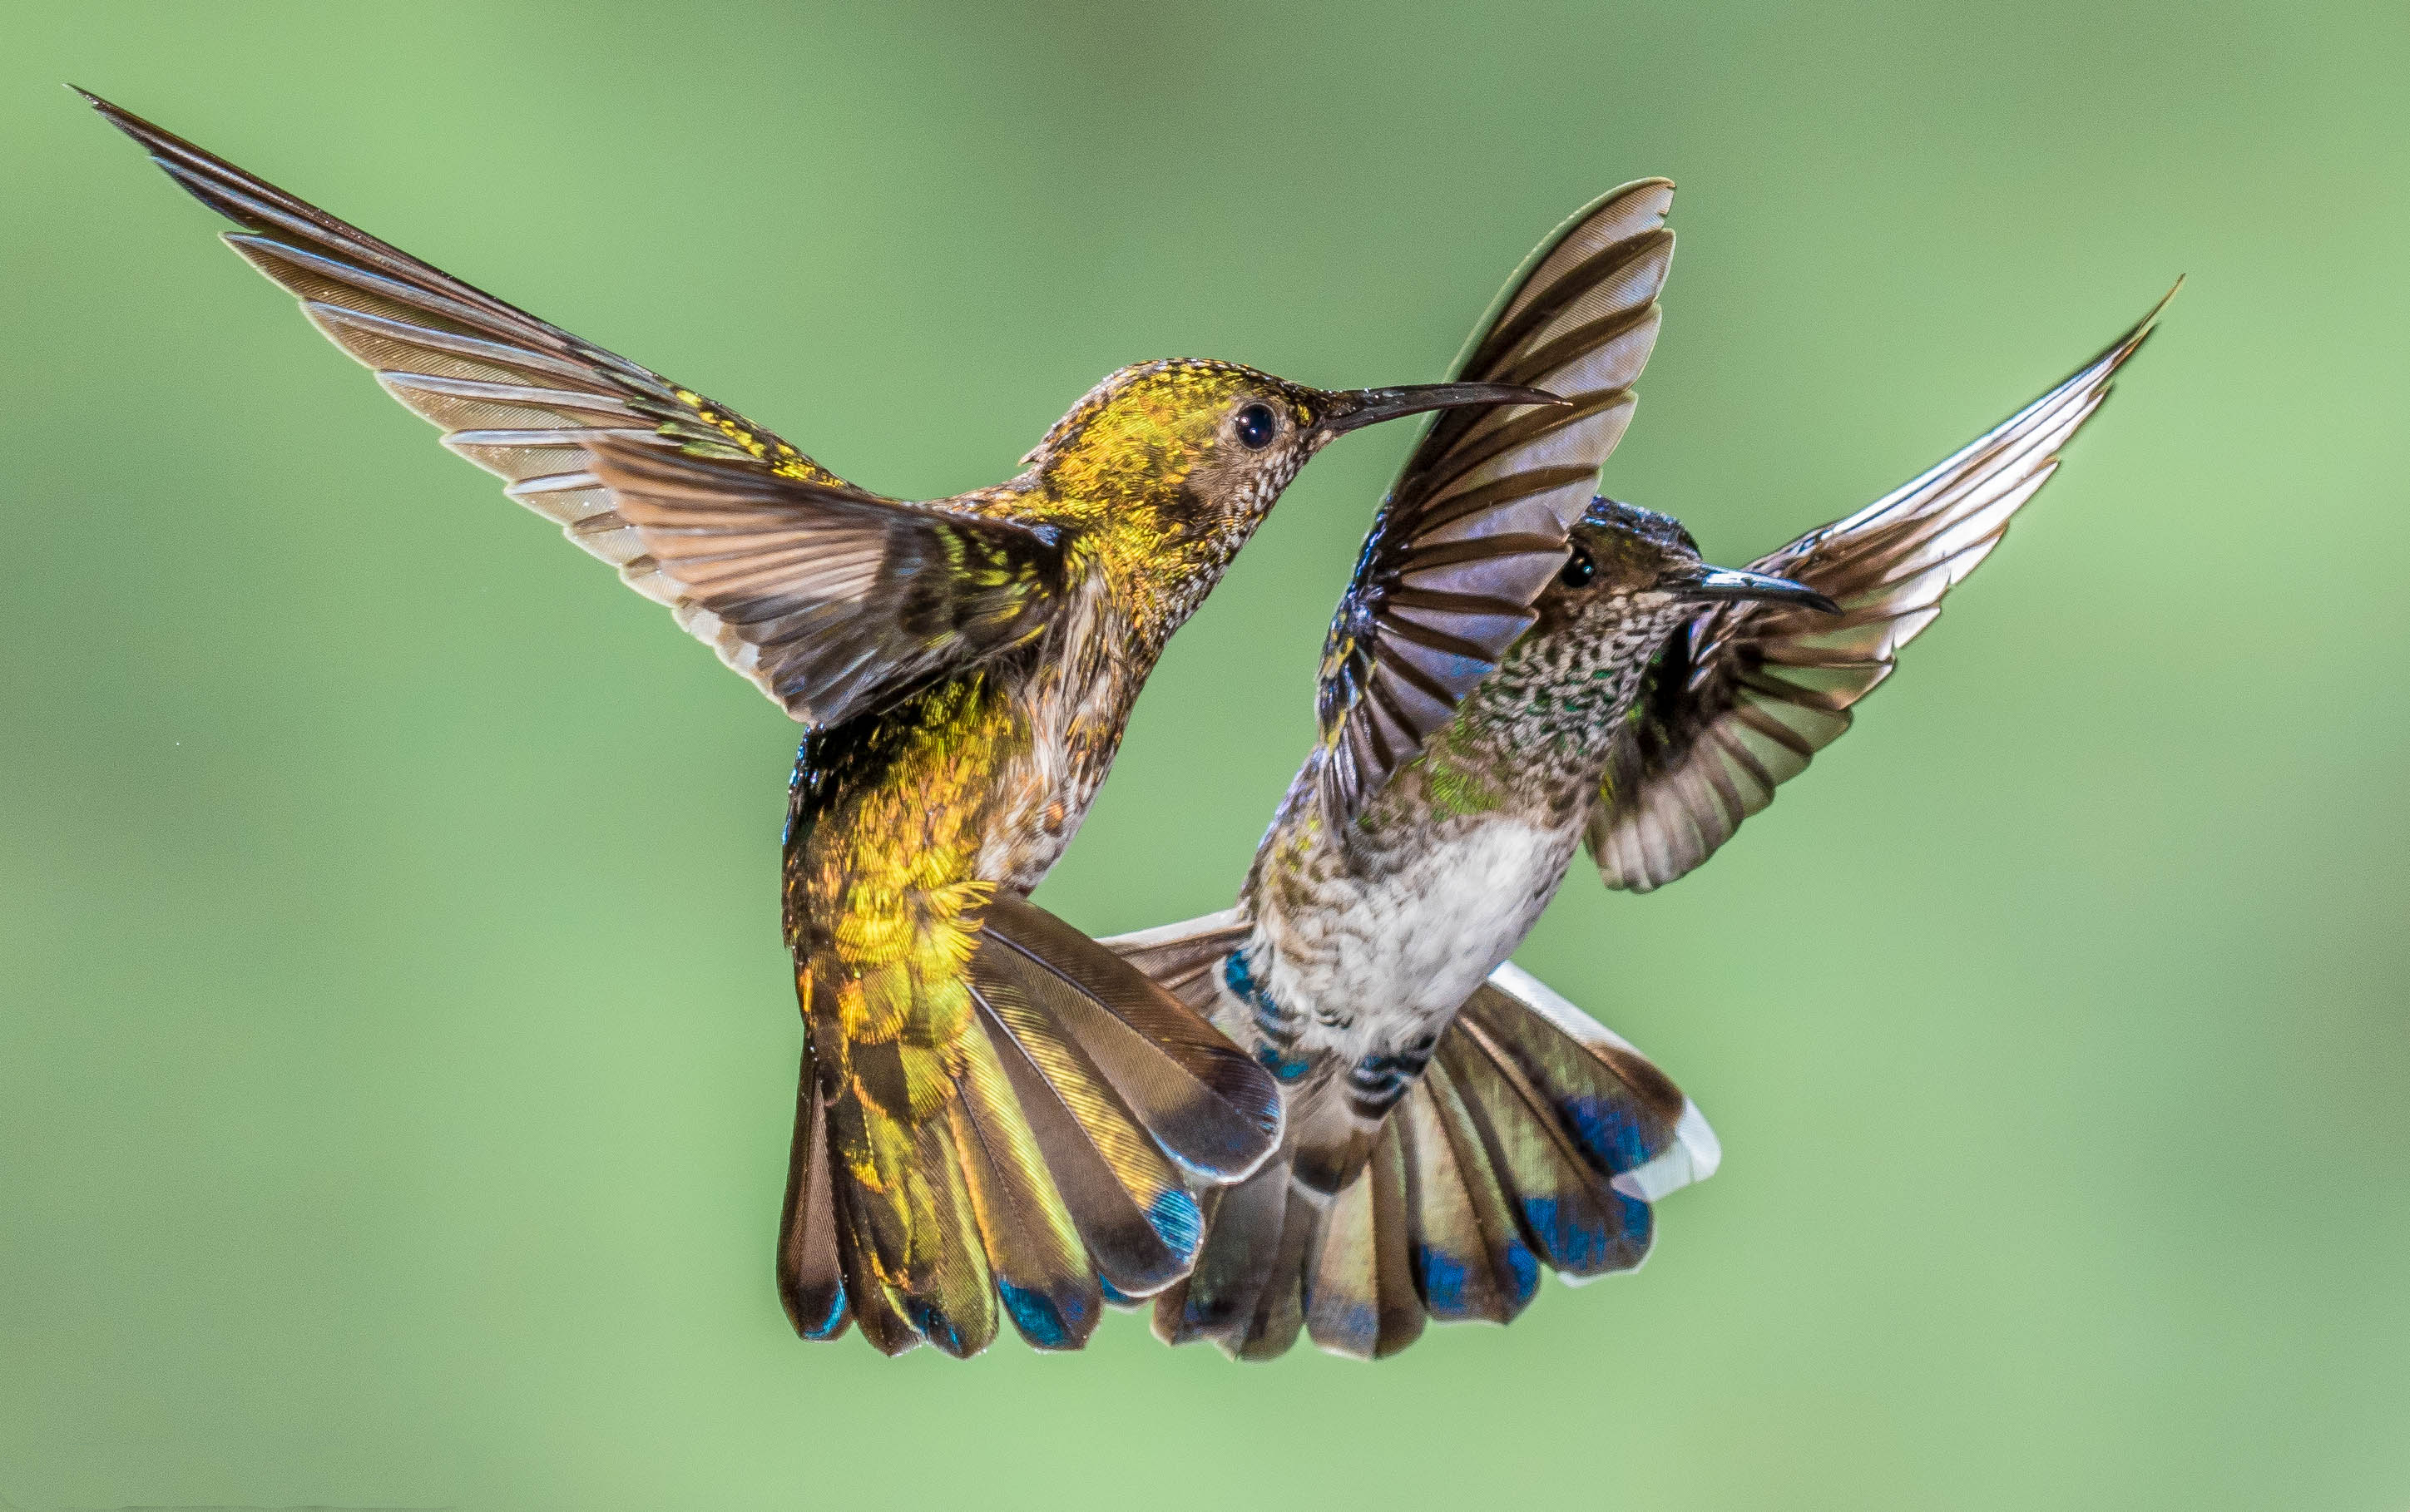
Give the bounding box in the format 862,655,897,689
968,578,1156,891
1349,711,1600,854
1248,625,1659,894
982,474,1241,656
1432,612,1681,793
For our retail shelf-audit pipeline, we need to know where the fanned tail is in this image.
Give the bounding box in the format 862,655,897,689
1118,946,1719,1361
779,893,1281,1357
1102,907,1250,1015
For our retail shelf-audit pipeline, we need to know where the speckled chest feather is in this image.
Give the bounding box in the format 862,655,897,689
1222,589,1695,1075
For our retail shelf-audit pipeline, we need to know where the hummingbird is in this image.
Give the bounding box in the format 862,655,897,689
1109,259,2175,1357
82,91,1565,1358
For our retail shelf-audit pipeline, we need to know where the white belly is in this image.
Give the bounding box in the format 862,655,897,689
1251,815,1584,1064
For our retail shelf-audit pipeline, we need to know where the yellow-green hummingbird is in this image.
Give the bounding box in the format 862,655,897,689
82,91,1568,1357
1111,200,2175,1357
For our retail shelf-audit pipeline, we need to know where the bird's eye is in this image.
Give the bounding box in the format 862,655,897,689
1235,403,1278,450
1558,546,1596,589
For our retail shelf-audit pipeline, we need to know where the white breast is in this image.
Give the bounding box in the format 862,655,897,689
1252,814,1585,1064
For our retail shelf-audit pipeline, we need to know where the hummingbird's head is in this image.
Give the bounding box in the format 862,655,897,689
1028,358,1559,635
1495,497,1835,744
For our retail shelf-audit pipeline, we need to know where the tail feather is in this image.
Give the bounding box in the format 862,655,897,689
1438,1011,1651,1277
1131,956,1718,1360
1304,1119,1424,1360
1151,1159,1286,1343
973,962,1200,1290
971,975,1199,1297
1398,1055,1541,1324
1472,963,1721,1202
899,1111,1001,1356
836,1179,924,1356
824,1037,1001,1359
951,1045,1101,1351
774,1062,849,1341
778,892,1283,1355
1287,1087,1385,1198
980,898,1278,1182
1231,1187,1313,1361
1100,907,1249,1015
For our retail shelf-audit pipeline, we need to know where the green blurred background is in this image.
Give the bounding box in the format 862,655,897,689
3,2,2403,1509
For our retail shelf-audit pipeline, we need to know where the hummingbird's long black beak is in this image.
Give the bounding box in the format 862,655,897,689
1673,564,1841,614
1316,382,1567,435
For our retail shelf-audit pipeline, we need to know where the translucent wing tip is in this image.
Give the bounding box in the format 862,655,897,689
2098,274,2184,373
2134,274,2185,338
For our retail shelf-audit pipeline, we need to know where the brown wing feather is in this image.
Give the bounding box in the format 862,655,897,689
80,91,1011,724
1591,285,2177,892
1315,182,1678,826
584,437,1065,726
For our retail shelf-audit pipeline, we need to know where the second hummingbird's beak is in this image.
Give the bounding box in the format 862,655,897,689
1674,565,1842,614
1315,382,1568,436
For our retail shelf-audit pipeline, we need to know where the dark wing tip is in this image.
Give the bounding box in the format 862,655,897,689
2107,275,2183,365
2137,274,2185,333
75,86,167,146
73,89,276,232
2076,276,2182,392
2032,277,2180,437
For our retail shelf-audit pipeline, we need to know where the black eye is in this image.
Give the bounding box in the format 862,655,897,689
1235,403,1278,450
1558,545,1596,589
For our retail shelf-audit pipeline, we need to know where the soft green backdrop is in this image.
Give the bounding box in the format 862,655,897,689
2,3,2403,1510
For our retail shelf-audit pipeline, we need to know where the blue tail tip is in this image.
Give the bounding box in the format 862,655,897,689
902,1297,974,1359
999,1282,1091,1351
1146,1187,1204,1260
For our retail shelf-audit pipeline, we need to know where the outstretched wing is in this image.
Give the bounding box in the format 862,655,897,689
1588,285,2176,892
1316,180,1676,826
585,438,1063,725
82,91,1019,724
